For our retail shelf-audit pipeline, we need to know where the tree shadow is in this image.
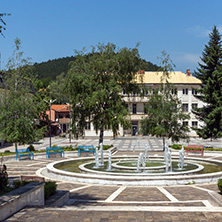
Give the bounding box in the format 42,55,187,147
68,193,102,207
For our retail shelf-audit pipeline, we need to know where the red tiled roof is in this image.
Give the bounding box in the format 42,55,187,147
51,104,71,112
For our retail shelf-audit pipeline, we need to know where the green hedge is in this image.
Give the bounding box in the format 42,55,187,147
103,145,113,150
218,179,222,193
12,180,57,200
44,181,57,199
170,144,222,151
0,144,78,156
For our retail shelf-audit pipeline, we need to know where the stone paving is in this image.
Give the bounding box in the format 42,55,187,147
1,135,222,153
2,137,222,221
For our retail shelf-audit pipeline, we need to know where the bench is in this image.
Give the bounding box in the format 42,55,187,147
16,148,34,161
185,145,204,156
78,145,95,156
21,175,45,182
46,146,64,158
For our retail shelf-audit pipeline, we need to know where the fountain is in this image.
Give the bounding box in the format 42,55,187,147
137,140,140,150
178,145,185,170
43,140,222,186
99,143,104,166
164,144,172,172
137,153,146,172
144,144,149,162
107,150,112,171
94,147,100,168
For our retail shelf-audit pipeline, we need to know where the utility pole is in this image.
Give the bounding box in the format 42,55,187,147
44,99,56,148
66,103,72,143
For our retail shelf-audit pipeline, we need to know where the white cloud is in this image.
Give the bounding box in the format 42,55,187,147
187,25,210,37
181,53,201,64
188,25,222,38
172,52,201,72
217,25,222,33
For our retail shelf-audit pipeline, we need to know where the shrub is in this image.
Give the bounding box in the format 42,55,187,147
44,181,57,200
218,179,222,193
12,180,29,189
52,145,58,147
62,145,77,151
170,144,182,150
103,145,113,150
27,144,35,151
4,150,11,153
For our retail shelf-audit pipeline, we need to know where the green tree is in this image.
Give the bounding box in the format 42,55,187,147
141,52,190,150
66,43,141,144
141,87,190,150
0,38,46,151
0,13,10,37
48,72,69,104
193,26,222,139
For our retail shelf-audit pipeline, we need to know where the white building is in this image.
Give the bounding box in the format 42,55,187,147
84,70,203,138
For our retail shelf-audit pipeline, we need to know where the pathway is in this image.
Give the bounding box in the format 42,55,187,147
3,149,222,221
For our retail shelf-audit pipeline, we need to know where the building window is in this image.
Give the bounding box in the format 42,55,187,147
132,104,137,114
183,88,188,95
105,125,111,130
192,88,197,95
144,103,148,114
192,121,198,128
182,104,188,112
192,103,198,110
183,121,188,127
85,122,90,130
171,88,177,95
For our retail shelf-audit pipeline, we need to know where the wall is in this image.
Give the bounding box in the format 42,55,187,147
0,182,44,221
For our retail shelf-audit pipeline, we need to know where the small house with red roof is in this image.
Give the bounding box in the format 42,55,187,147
46,104,71,135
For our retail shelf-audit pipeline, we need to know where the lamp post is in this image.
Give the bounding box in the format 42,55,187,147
66,103,72,143
44,99,56,148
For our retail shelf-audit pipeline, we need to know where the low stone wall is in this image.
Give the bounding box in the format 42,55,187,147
0,182,44,221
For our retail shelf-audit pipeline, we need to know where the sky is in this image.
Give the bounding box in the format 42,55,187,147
1,0,222,73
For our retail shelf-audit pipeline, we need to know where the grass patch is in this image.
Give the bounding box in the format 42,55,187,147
117,161,164,167
0,144,78,156
170,144,222,151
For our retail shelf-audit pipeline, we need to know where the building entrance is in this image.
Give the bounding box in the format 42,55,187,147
131,121,138,136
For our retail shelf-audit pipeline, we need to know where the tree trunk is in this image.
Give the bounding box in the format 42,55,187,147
162,137,165,151
15,142,18,153
99,128,104,145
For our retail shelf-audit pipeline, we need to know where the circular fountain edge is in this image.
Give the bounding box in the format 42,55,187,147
44,156,222,186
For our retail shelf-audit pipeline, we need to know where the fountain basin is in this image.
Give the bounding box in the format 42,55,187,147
42,155,222,186
111,159,166,171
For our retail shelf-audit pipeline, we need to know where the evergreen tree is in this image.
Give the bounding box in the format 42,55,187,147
193,26,222,139
66,43,141,144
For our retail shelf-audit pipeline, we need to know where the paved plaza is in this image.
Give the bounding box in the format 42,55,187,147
1,136,222,221
1,135,222,153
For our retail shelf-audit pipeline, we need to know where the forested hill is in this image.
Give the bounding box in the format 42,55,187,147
33,56,75,80
33,56,160,82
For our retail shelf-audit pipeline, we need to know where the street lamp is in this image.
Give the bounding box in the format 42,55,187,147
44,99,56,148
66,103,72,143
